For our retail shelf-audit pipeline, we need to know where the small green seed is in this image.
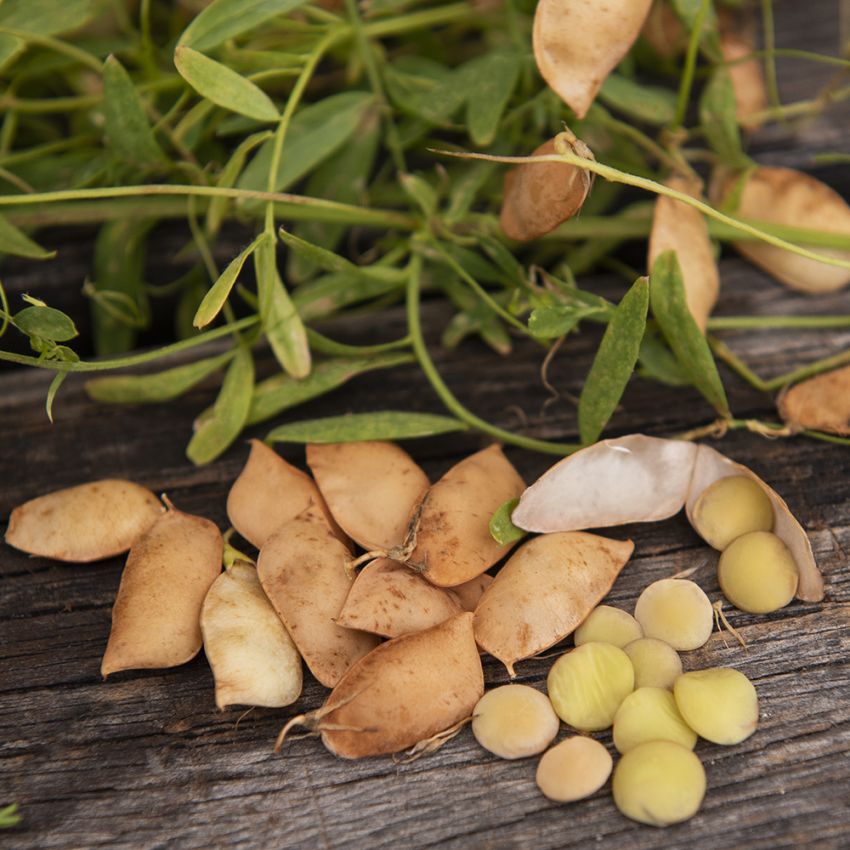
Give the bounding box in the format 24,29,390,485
612,740,706,827
613,687,697,754
575,605,643,648
623,638,682,690
674,667,759,745
472,684,560,759
536,736,612,803
633,578,713,651
717,530,798,614
547,642,634,732
692,475,774,550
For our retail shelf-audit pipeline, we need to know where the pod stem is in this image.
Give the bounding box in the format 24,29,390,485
713,600,748,651
347,549,388,573
393,716,473,764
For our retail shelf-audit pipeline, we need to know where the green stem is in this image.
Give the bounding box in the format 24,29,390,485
708,315,850,330
760,0,782,114
803,430,850,446
0,317,259,373
306,328,413,357
708,337,770,392
673,0,711,130
363,3,477,39
0,27,103,73
407,255,580,455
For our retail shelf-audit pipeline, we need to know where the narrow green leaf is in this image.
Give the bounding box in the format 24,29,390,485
700,69,747,166
238,92,375,192
399,173,438,217
598,73,678,126
459,49,522,146
45,371,67,423
254,236,311,378
266,411,469,444
85,351,234,404
102,56,166,168
194,235,265,328
0,33,24,72
0,803,22,828
578,277,649,444
0,0,94,36
489,498,527,546
175,47,279,122
0,213,54,260
247,352,415,425
14,305,78,341
650,251,730,416
178,0,310,52
528,303,606,340
638,327,691,386
291,271,403,321
671,0,720,58
384,58,465,125
187,347,254,465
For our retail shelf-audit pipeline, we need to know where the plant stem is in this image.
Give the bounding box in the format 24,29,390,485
0,27,103,73
708,315,850,330
305,328,413,357
363,3,478,39
407,255,580,455
760,0,783,114
673,0,711,130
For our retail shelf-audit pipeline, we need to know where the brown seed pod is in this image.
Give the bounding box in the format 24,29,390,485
403,444,525,587
684,444,823,602
500,132,594,242
640,0,687,59
533,0,653,119
226,440,345,549
6,479,162,563
257,514,379,687
336,558,462,638
720,167,850,293
512,434,698,533
449,573,494,612
101,501,222,677
778,364,850,436
276,612,484,759
648,176,719,331
201,561,303,709
306,441,429,550
473,532,634,676
718,8,767,131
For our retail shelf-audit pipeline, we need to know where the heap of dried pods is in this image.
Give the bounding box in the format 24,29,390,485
4,429,826,827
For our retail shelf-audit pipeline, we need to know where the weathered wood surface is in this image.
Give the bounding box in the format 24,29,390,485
2,6,850,849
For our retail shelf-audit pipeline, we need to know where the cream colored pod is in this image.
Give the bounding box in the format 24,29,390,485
612,687,696,754
717,532,798,614
6,479,162,562
574,605,642,648
718,9,767,131
648,176,719,332
779,363,850,437
612,740,706,827
101,501,222,676
547,642,634,732
533,0,653,119
721,167,850,294
499,132,593,242
472,685,560,759
633,579,713,652
674,668,759,745
623,638,682,690
201,561,302,709
536,736,612,803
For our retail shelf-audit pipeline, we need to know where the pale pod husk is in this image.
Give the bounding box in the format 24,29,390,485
500,132,594,242
6,479,162,563
201,561,302,709
511,434,698,533
473,532,635,676
718,10,767,131
337,558,462,638
449,573,494,612
684,444,824,602
533,0,653,119
101,502,223,677
648,176,719,332
403,444,525,587
257,514,378,687
640,0,687,60
276,612,484,759
227,440,345,549
723,167,850,294
778,364,850,436
306,441,429,550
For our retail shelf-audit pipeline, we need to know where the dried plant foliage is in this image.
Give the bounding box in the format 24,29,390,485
778,364,850,436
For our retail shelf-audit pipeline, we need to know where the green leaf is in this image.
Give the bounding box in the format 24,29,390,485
700,68,748,166
399,173,438,217
650,251,729,416
187,346,254,465
194,234,265,328
672,0,721,59
178,0,310,52
102,56,166,169
266,411,469,444
578,277,649,444
238,92,375,193
247,352,415,425
14,305,78,341
598,73,678,126
489,498,527,546
45,371,67,423
384,58,465,125
254,236,311,378
0,33,24,72
175,47,279,123
460,49,522,146
85,351,234,404
0,803,22,829
291,270,403,321
0,0,94,36
528,303,606,340
0,213,54,260
638,326,692,386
